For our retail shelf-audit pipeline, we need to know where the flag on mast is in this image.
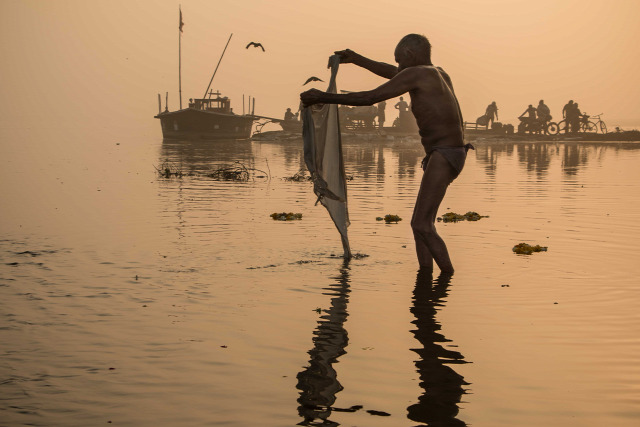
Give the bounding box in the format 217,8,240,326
179,7,184,33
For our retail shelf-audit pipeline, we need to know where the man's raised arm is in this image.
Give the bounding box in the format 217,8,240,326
335,49,398,79
302,67,418,107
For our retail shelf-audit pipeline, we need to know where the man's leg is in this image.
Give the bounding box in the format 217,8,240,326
411,151,458,272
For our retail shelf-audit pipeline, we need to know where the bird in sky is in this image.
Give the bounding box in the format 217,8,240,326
303,76,324,85
245,42,265,52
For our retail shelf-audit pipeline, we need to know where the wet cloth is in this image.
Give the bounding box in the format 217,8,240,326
421,144,475,179
302,55,351,258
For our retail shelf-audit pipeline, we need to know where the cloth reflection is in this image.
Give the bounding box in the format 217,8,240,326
408,270,470,426
296,260,351,426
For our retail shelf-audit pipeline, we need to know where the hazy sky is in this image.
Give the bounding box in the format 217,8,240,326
2,0,639,131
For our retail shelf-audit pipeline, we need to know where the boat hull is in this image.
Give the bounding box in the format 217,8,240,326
155,108,254,140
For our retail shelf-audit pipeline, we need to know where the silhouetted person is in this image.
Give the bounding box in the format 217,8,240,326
518,104,537,133
284,107,297,121
407,270,469,426
536,99,551,123
302,33,472,273
563,100,577,133
573,102,583,132
395,96,409,114
485,101,498,126
377,100,386,129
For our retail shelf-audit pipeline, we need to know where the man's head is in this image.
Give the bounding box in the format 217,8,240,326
539,100,544,104
395,34,432,71
286,108,291,112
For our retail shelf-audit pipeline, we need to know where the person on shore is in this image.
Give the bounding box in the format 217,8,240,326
518,104,537,133
301,34,472,273
562,100,577,133
573,103,583,132
377,100,386,129
485,101,498,126
536,100,551,123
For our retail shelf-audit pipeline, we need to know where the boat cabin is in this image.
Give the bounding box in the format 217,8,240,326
189,91,233,114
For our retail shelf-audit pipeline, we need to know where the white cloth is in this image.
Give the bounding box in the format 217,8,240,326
303,55,351,258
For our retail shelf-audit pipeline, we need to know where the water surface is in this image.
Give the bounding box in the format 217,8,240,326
1,127,639,426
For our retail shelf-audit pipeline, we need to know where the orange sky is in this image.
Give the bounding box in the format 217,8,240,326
1,0,639,131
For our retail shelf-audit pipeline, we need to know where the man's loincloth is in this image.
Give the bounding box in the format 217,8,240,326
421,144,475,179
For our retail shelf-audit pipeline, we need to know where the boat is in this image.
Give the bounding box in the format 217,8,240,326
155,90,256,140
154,17,260,140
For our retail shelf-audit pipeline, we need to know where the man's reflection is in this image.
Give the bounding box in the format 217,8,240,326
296,260,351,426
407,270,470,426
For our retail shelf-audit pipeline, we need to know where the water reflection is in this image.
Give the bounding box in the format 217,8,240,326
407,270,470,426
296,260,351,426
159,138,255,173
473,141,640,178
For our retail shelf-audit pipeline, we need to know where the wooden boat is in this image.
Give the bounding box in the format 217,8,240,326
155,91,255,140
155,21,258,140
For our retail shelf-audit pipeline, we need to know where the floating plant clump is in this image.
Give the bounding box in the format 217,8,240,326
438,211,489,222
512,243,548,255
270,212,303,221
376,214,402,223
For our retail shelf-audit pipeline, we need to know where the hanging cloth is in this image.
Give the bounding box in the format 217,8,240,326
302,55,351,258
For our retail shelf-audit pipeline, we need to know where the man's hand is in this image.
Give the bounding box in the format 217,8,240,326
334,49,360,64
300,88,325,108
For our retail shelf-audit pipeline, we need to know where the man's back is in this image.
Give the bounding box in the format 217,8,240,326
408,66,463,149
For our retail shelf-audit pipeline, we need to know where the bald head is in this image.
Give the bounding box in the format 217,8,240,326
396,33,432,65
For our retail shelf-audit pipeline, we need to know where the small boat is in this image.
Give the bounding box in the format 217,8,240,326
155,91,255,140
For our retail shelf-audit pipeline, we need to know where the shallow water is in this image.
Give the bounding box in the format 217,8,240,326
1,126,640,426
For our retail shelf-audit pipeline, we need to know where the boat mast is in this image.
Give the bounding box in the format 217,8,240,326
179,6,184,109
202,33,233,100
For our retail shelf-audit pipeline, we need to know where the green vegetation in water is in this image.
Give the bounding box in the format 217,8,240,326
438,211,489,222
270,212,303,221
376,214,402,223
512,242,548,255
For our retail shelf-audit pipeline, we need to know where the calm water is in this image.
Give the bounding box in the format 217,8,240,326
1,125,640,426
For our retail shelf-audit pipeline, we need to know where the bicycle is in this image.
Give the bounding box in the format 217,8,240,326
582,113,607,134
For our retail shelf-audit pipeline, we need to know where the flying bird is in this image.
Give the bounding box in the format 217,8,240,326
303,76,324,85
245,42,265,52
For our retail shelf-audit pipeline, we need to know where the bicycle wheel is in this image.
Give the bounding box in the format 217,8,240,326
581,121,597,133
557,120,567,134
599,121,607,134
546,122,559,135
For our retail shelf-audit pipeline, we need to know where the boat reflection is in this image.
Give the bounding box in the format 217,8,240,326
296,260,351,426
407,270,470,426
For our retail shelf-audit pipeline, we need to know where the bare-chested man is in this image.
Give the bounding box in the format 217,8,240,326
301,34,471,273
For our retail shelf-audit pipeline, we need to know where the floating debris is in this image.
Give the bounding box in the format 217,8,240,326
154,161,188,178
207,161,269,181
376,214,402,223
438,211,489,222
283,169,312,182
512,242,548,255
270,212,303,221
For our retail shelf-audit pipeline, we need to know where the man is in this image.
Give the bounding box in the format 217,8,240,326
518,104,538,133
562,100,576,133
394,96,410,129
377,100,386,129
284,107,298,121
485,101,498,126
301,34,470,273
536,99,551,123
